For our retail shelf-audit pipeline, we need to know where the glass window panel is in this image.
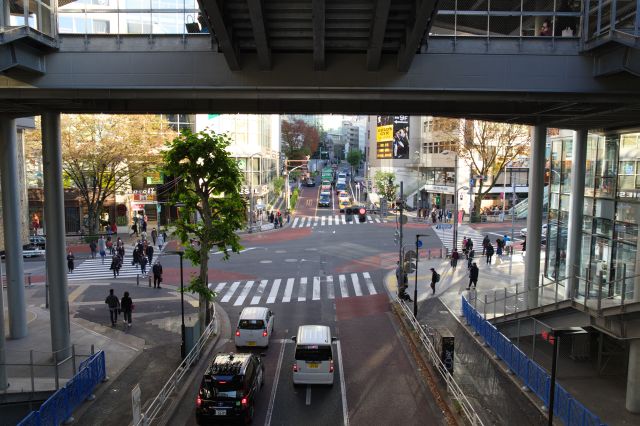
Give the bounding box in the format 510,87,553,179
618,175,636,190
152,12,184,34
456,15,488,36
584,135,599,197
595,198,615,220
620,161,635,175
550,192,559,209
123,0,151,9
124,14,151,33
612,241,636,298
577,233,592,293
489,16,521,36
152,0,184,9
584,197,594,216
560,194,571,212
619,133,640,159
615,222,638,244
616,202,640,224
583,216,593,233
594,218,614,237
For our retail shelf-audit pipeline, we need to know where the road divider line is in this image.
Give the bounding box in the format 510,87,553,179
267,279,281,304
283,278,294,303
265,338,287,426
337,340,349,426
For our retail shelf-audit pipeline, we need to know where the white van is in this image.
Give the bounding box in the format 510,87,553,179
234,307,274,348
292,325,336,385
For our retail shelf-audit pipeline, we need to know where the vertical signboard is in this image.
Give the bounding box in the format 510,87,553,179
376,115,410,159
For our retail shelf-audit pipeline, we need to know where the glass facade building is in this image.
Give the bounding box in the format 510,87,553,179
545,131,640,303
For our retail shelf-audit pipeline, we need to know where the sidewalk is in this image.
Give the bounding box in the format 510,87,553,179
384,252,640,425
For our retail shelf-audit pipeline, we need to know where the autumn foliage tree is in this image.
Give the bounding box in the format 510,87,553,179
281,119,320,159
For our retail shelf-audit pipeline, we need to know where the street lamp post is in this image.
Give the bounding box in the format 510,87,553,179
414,234,427,317
453,185,469,252
177,251,186,359
247,152,262,233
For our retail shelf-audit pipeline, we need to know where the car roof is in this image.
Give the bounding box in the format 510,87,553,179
320,191,331,196
239,306,269,320
208,352,252,376
296,325,332,345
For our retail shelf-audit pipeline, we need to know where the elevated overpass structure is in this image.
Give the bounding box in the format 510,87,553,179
2,0,640,414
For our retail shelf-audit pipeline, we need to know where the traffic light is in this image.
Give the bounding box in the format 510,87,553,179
357,207,367,222
345,207,353,222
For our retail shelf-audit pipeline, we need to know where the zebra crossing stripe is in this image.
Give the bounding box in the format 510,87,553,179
351,273,363,296
298,277,307,302
283,278,294,303
326,276,335,299
339,274,349,298
267,279,281,304
292,217,299,227
221,281,240,303
363,272,376,295
234,280,254,306
313,217,319,226
341,215,346,225
251,280,268,305
213,282,227,293
321,216,326,226
334,214,340,225
328,216,333,225
312,276,321,300
306,217,312,227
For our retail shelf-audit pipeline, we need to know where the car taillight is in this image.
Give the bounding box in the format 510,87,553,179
235,329,240,337
241,397,248,406
329,360,334,373
262,329,268,337
293,363,298,372
196,396,202,407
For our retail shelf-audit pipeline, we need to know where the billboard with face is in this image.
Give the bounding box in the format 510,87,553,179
376,115,410,159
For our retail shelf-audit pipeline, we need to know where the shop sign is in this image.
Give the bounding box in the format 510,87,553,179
132,188,156,202
424,184,454,194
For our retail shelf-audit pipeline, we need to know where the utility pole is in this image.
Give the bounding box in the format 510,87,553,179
398,181,404,268
509,176,516,275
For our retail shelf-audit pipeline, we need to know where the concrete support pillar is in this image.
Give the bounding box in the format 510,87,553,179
1,0,10,27
627,339,640,412
0,116,28,339
525,125,546,309
565,129,588,299
42,113,71,356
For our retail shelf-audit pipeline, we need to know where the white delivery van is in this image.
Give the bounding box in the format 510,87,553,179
234,307,274,348
292,325,336,386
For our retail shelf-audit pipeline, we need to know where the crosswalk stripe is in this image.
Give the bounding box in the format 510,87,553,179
341,215,346,225
313,217,319,226
234,281,254,306
283,278,294,303
251,280,268,305
351,273,363,296
298,277,307,302
328,216,333,225
213,282,227,293
363,272,376,295
321,216,326,226
326,275,335,299
292,217,299,227
306,217,312,227
312,276,321,300
339,274,349,298
267,279,281,304
334,214,340,225
221,281,240,303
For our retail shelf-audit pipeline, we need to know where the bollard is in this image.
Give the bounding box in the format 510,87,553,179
149,275,152,287
137,274,139,286
504,288,508,315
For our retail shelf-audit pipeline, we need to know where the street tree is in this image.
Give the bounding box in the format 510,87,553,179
162,128,246,333
374,171,398,202
458,120,530,214
346,149,362,176
281,119,320,159
24,114,171,234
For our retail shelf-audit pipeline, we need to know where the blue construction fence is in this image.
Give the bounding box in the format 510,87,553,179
17,350,107,426
461,296,606,426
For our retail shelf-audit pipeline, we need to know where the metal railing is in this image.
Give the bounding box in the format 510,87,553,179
1,344,96,394
135,304,217,425
17,350,107,426
574,271,640,313
585,0,639,42
394,295,484,425
462,296,606,426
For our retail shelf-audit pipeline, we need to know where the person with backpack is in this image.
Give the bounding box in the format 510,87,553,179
430,268,440,295
468,262,479,290
450,249,460,269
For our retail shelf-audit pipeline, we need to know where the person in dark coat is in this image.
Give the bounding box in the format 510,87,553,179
120,291,133,327
152,260,163,289
430,268,439,295
140,254,148,276
110,254,122,278
482,235,490,255
486,243,494,264
89,240,97,259
151,228,158,246
146,244,154,264
105,289,120,326
451,249,459,269
67,251,75,273
468,263,479,290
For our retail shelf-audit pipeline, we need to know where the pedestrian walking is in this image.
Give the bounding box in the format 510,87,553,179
152,260,163,288
430,268,440,295
468,262,479,290
110,254,121,278
97,235,106,264
482,235,490,255
466,237,474,254
462,236,468,258
106,237,114,255
157,232,164,250
467,249,475,269
451,249,459,269
146,244,154,264
151,227,158,246
486,243,494,264
67,250,75,273
130,221,138,237
140,254,148,276
120,291,133,328
111,222,118,236
496,239,503,258
89,240,97,259
105,289,120,327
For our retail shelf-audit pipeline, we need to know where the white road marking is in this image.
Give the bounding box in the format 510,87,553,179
267,279,281,304
341,215,346,224
321,216,326,226
298,277,307,302
328,216,333,225
363,272,377,295
306,386,312,405
221,281,240,303
339,274,349,298
264,338,287,426
335,214,340,225
327,276,335,299
313,217,319,226
292,217,299,227
213,282,227,293
306,217,312,227
251,280,268,305
283,278,294,303
351,273,362,296
313,276,321,300
337,340,350,426
234,280,254,306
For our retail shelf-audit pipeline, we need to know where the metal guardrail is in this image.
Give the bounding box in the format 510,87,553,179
462,296,606,426
135,304,217,426
17,351,107,426
394,295,484,426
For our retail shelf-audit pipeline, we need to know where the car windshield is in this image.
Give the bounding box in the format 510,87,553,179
295,345,333,361
201,375,242,400
239,319,265,329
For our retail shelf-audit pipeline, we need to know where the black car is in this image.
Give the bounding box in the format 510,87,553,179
196,352,264,425
318,193,331,207
305,178,315,187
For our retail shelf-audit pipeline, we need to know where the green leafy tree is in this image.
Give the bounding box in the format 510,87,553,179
271,176,285,198
281,119,320,160
346,150,362,176
374,171,398,201
162,128,246,332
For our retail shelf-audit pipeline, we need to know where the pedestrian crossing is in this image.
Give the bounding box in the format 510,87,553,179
69,254,150,281
209,271,379,306
291,215,387,228
433,225,485,252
